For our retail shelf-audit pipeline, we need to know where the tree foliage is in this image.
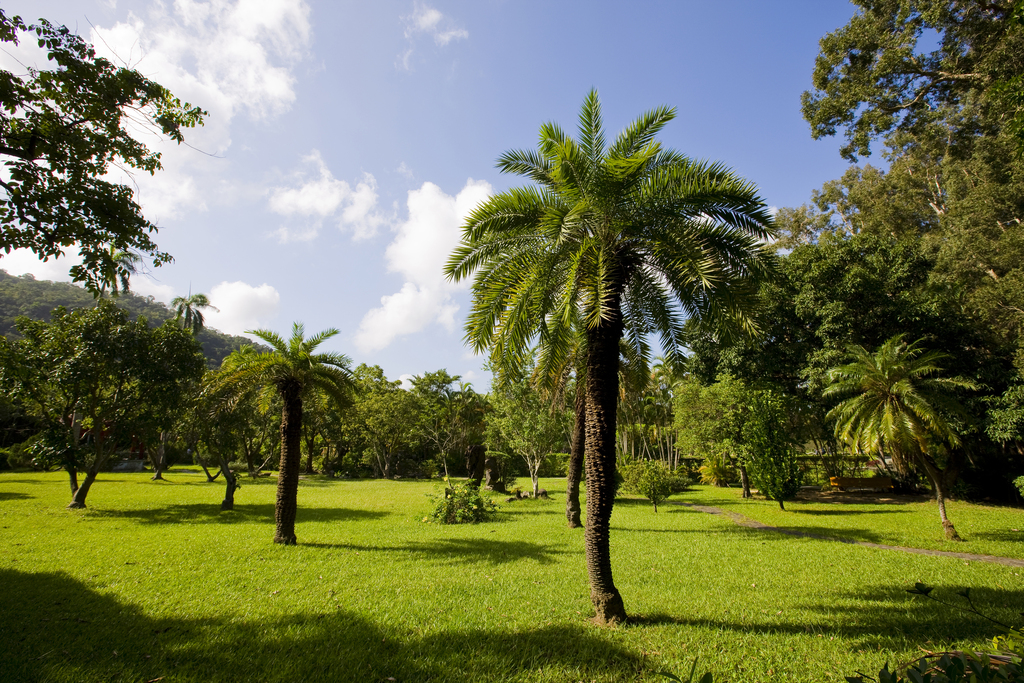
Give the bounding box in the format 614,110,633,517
0,11,205,293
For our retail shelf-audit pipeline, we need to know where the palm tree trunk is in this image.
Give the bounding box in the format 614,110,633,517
584,305,627,626
565,383,585,529
917,451,962,541
274,381,302,544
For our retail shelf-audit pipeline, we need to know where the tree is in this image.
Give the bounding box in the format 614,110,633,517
411,370,487,481
220,324,353,545
172,292,218,335
802,0,1024,161
0,300,204,507
824,335,977,540
620,459,676,512
488,376,567,497
0,12,205,293
742,390,802,510
445,90,776,625
350,364,420,480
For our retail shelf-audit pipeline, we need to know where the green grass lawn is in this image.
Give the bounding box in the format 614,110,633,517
684,485,1024,559
1,472,1022,683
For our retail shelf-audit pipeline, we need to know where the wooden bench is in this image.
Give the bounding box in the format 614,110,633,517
829,476,893,491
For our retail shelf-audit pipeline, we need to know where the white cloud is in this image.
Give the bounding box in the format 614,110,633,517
87,0,313,220
268,151,387,242
131,276,176,304
354,178,491,353
205,280,281,336
398,373,414,389
398,2,468,69
0,248,80,283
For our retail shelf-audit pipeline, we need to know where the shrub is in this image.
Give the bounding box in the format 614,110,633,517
425,480,498,524
1014,475,1024,499
621,460,681,512
698,455,735,487
743,390,802,510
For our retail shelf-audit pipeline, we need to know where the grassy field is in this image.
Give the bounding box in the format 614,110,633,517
684,485,1024,559
1,471,1022,682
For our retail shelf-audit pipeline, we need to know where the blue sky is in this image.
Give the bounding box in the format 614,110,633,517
1,0,860,388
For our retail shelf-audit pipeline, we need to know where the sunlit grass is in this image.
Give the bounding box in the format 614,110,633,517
683,484,1024,559
1,471,1022,682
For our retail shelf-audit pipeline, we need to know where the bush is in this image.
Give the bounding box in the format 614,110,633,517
1014,475,1024,499
621,460,682,512
425,480,498,524
698,455,735,487
743,390,802,510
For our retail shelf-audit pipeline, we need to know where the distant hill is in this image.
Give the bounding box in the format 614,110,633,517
0,270,264,369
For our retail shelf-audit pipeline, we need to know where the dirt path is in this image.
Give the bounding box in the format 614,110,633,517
673,501,1024,568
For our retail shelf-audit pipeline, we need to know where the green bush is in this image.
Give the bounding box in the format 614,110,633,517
743,390,802,510
698,455,735,487
1013,475,1024,499
425,480,498,524
621,460,681,512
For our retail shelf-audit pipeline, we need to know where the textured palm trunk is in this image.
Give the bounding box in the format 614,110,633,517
917,450,962,541
565,383,585,528
583,303,627,626
274,381,303,544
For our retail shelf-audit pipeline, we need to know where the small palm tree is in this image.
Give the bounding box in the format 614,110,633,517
96,245,141,297
445,90,776,624
221,323,353,544
172,291,218,335
824,335,976,540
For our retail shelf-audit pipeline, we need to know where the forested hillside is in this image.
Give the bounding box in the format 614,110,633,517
0,270,259,368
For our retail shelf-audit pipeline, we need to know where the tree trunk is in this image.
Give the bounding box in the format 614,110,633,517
65,465,79,496
739,463,751,499
565,381,585,529
220,457,238,511
274,381,302,545
151,431,167,480
917,451,962,541
583,302,627,626
67,470,97,509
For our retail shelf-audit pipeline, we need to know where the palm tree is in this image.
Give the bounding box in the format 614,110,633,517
172,291,219,335
445,90,776,625
824,335,976,541
221,323,353,544
96,244,141,297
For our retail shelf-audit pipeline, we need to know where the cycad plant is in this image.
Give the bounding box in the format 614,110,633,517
824,335,977,540
220,323,353,544
445,90,776,624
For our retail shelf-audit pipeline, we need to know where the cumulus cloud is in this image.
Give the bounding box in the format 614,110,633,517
398,2,468,69
0,248,80,283
354,179,491,353
87,0,313,220
268,151,387,242
205,281,282,336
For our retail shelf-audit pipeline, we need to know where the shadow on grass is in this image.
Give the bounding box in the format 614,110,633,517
306,537,574,566
631,583,1024,650
85,503,388,526
789,508,913,516
0,491,33,501
0,569,641,683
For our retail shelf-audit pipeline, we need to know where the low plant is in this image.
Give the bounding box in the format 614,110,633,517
621,459,681,512
425,479,498,524
1013,475,1024,499
847,584,1023,683
698,455,734,487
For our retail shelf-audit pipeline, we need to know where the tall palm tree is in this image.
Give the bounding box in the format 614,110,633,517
172,291,218,335
445,90,776,625
221,323,353,544
824,335,976,541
